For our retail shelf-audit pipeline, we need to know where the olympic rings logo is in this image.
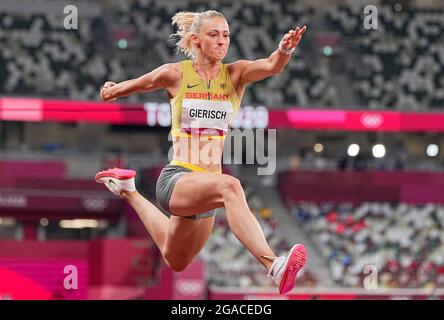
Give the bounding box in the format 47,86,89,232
81,196,108,212
175,279,205,296
360,113,384,128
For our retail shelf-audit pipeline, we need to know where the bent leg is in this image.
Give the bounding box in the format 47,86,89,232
121,191,169,251
169,172,276,270
163,215,215,272
122,190,214,272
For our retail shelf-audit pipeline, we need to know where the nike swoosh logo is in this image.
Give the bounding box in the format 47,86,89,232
187,83,200,89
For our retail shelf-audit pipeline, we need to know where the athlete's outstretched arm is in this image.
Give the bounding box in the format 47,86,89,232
100,63,179,101
236,26,307,86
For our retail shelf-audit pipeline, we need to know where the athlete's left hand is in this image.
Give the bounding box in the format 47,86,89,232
280,26,307,50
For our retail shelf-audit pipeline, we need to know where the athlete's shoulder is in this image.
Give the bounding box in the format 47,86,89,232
226,60,252,86
157,61,183,83
227,60,253,71
163,61,183,75
226,60,253,80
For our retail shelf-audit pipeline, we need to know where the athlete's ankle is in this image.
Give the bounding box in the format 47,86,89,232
260,255,276,270
121,189,137,200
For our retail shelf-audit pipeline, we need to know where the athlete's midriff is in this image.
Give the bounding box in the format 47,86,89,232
171,135,224,173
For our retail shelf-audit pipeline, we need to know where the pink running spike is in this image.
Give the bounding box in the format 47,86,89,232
95,168,136,181
278,244,307,294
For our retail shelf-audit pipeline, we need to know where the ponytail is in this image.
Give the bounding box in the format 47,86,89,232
170,10,225,59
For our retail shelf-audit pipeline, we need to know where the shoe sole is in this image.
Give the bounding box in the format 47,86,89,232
278,244,307,294
95,168,136,182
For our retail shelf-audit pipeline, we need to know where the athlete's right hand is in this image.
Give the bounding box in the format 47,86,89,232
100,81,117,101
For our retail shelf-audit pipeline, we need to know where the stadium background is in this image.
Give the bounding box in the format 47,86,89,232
1,0,444,300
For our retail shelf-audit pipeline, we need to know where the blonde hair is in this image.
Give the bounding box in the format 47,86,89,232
170,10,226,59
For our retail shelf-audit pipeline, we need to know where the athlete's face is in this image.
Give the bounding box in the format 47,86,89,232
196,17,230,61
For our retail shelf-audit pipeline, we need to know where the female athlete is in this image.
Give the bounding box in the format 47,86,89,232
96,10,307,294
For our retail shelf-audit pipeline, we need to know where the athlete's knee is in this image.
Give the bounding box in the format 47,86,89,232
163,251,192,272
218,175,243,200
167,260,189,272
